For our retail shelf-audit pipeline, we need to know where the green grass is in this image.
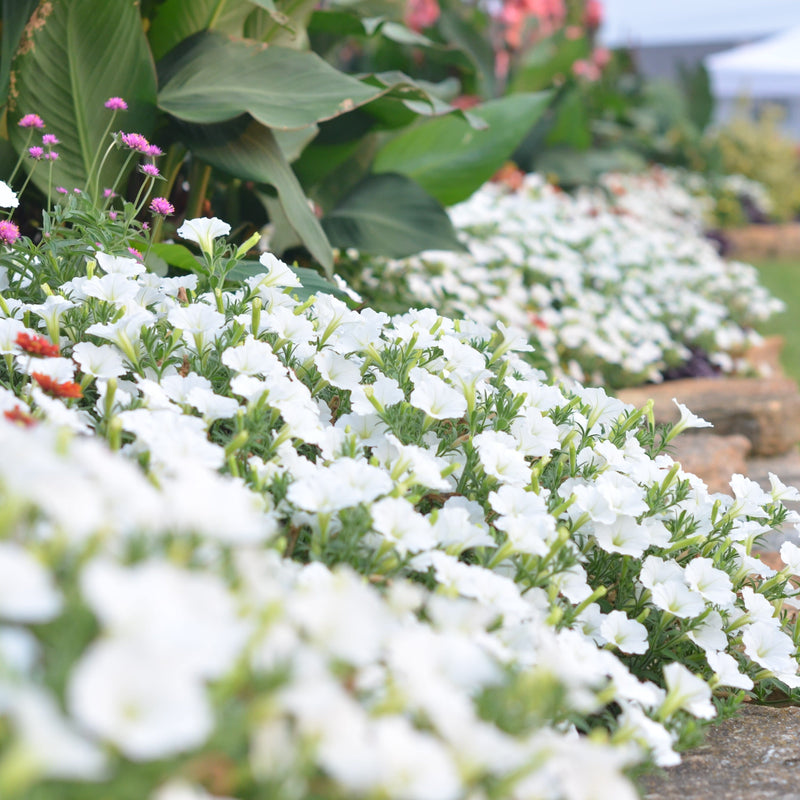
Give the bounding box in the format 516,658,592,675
751,259,800,385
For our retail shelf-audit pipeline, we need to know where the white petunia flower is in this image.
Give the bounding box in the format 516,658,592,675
409,369,467,420
0,543,62,622
68,640,213,761
371,497,435,555
650,581,706,619
72,341,127,379
780,541,800,574
683,557,736,608
661,662,715,719
221,335,282,376
8,687,108,780
176,217,231,255
0,180,19,208
706,650,753,691
600,610,649,654
742,622,798,675
472,430,530,487
95,251,146,277
167,303,226,352
669,398,713,437
314,349,362,390
250,252,301,288
592,515,650,558
769,472,800,503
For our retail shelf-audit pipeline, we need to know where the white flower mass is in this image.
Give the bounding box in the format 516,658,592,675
343,168,784,388
0,187,797,800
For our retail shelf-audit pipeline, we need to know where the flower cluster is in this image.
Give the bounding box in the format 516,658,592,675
341,167,784,388
0,197,799,799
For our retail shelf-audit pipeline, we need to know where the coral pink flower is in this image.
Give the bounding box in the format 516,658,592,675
584,0,603,29
33,372,83,398
404,0,440,31
592,46,611,70
16,332,60,358
32,372,83,399
4,405,37,428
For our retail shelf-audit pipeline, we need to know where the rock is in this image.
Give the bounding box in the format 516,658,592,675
747,449,800,552
670,432,751,495
747,335,787,378
726,223,800,261
640,704,800,800
748,450,800,493
618,377,800,457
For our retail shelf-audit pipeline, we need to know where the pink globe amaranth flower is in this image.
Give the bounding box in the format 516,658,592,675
45,151,59,161
120,132,150,152
104,97,128,111
103,188,116,199
144,144,164,157
0,220,20,245
28,146,44,160
128,247,144,261
18,113,44,129
108,211,118,221
55,187,68,195
42,134,59,146
140,163,160,177
149,197,174,216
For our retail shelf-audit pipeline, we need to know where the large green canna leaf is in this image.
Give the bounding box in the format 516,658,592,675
244,0,318,47
544,87,591,150
0,0,39,102
371,92,552,206
147,0,256,61
182,117,333,274
509,32,589,94
9,0,157,197
157,32,381,130
321,173,467,258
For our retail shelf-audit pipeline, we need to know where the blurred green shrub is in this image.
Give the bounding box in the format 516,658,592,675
710,105,800,222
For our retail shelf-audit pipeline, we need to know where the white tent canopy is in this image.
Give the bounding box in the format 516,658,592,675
706,27,800,98
600,0,800,47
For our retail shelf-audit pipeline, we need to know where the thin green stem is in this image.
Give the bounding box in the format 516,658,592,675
15,160,40,203
91,139,119,202
7,129,34,187
86,110,118,198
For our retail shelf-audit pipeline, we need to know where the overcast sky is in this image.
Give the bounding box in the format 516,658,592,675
599,0,800,47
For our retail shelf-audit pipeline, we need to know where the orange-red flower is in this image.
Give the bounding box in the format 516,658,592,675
16,332,60,357
3,405,37,427
32,372,83,399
